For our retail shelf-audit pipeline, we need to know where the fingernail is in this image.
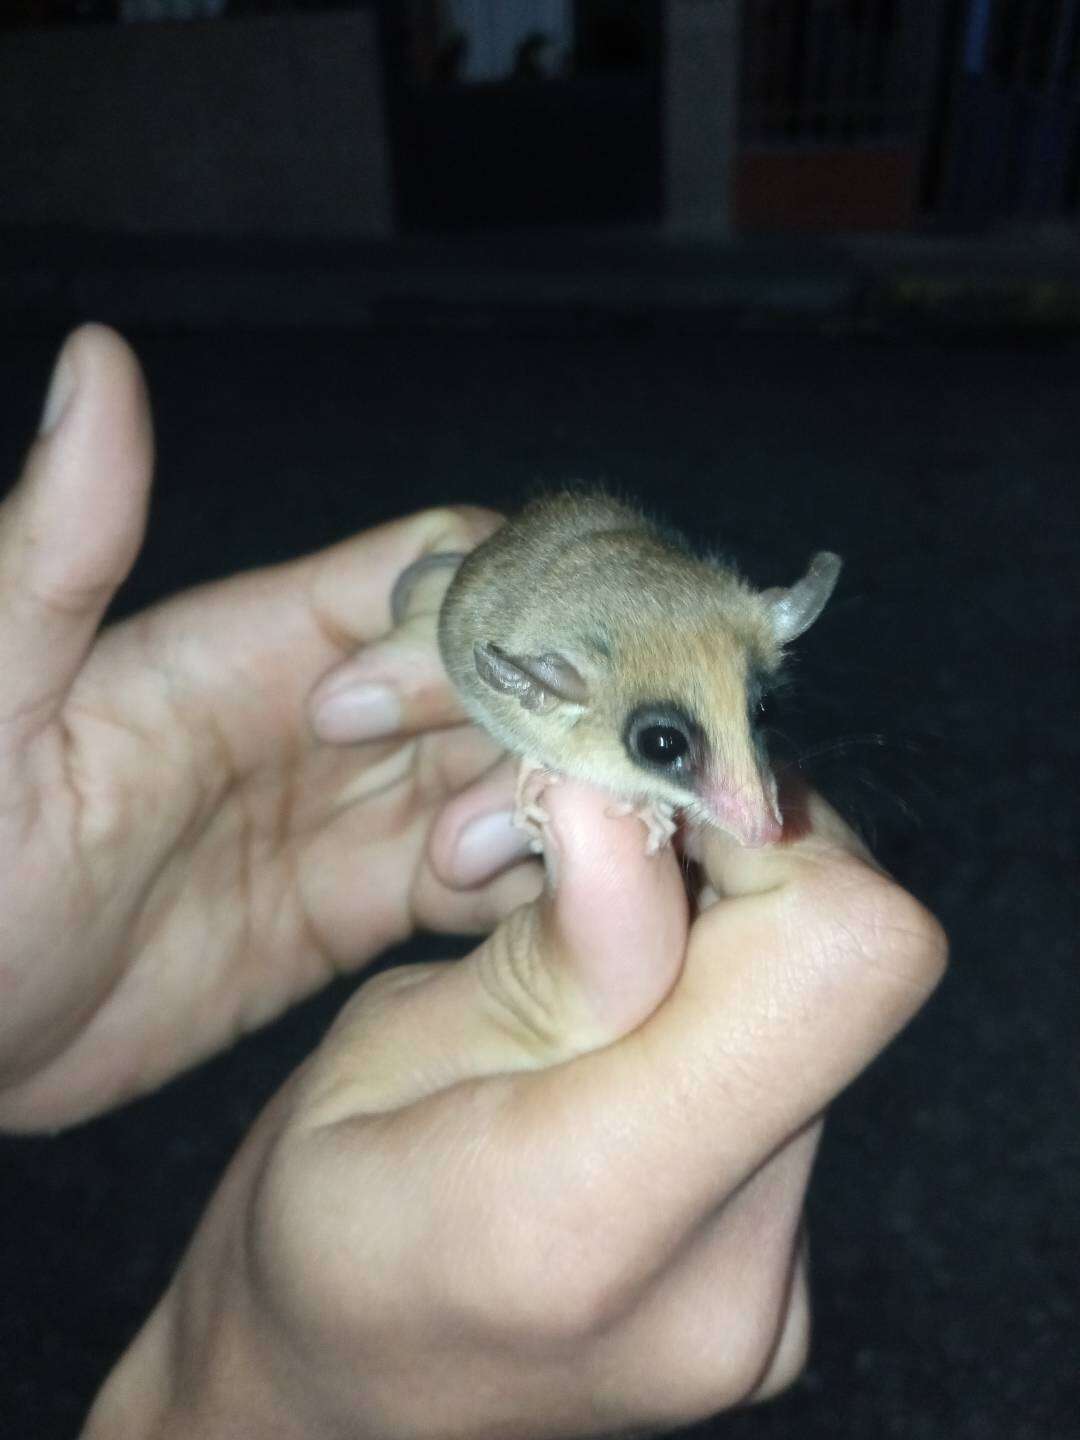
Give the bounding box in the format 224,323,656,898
453,811,533,886
312,682,401,743
38,346,76,437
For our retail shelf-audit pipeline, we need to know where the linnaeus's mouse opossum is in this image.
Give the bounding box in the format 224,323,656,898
393,492,841,852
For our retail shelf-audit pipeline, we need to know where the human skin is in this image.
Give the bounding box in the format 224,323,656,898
0,328,947,1437
0,325,537,1132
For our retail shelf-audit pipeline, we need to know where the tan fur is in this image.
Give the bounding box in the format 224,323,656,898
437,492,835,844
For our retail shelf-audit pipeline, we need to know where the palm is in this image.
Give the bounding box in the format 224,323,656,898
1,551,504,1124
0,325,516,1129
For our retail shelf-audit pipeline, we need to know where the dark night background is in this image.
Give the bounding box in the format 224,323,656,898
0,3,1077,1437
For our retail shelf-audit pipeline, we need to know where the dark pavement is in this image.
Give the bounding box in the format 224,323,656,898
0,305,1076,1437
7,224,1080,335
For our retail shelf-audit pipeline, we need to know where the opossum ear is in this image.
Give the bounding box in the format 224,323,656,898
762,552,843,645
474,643,589,712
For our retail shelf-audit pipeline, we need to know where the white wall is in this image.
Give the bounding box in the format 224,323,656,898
663,0,740,234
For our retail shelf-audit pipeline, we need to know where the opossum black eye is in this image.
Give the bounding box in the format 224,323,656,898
624,705,700,778
638,725,688,764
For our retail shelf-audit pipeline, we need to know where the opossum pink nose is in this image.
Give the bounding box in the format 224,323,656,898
703,782,783,848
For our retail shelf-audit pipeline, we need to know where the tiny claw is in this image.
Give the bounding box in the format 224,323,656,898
639,800,678,856
513,758,558,848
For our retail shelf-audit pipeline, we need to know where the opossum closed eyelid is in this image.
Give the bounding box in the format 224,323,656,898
396,491,841,851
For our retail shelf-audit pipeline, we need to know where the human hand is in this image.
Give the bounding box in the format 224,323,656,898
0,326,537,1131
84,773,946,1439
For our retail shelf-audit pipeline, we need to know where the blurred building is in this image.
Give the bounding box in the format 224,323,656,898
119,1,227,17
1,0,1078,237
422,1,574,82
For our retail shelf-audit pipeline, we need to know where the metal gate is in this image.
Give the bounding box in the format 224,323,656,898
942,0,1080,220
736,0,944,229
381,0,662,231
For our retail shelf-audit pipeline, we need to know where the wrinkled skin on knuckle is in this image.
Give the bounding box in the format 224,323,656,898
789,853,949,1020
473,904,570,1062
826,864,949,1006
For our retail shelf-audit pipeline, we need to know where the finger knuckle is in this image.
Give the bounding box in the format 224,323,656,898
474,908,566,1061
846,872,950,999
797,855,949,1005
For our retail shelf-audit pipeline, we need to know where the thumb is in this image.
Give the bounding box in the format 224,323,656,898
0,325,153,741
304,780,689,1123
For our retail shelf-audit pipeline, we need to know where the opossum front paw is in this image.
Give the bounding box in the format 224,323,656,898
513,759,560,853
639,800,677,856
605,799,678,855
